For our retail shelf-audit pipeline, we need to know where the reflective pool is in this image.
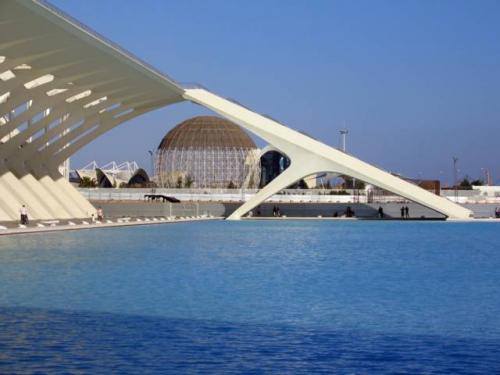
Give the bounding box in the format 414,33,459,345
1,221,499,373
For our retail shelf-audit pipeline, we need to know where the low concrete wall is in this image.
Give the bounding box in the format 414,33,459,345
91,201,444,219
462,204,499,219
90,201,225,218
90,200,498,220
222,202,445,219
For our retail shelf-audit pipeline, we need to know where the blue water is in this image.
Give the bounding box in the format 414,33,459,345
0,221,499,373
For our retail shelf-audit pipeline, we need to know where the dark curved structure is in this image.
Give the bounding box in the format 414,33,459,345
260,150,308,189
128,168,150,186
260,151,290,188
96,168,113,188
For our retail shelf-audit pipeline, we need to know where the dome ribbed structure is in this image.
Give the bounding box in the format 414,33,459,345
155,116,260,189
158,116,256,149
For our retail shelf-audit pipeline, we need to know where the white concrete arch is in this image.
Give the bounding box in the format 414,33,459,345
182,89,473,220
0,0,473,221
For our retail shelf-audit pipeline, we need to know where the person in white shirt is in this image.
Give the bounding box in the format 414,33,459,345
97,207,104,221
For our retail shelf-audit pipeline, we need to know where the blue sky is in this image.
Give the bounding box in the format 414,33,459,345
50,0,500,185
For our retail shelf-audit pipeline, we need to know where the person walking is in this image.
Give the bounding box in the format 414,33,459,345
378,206,384,219
97,207,104,221
400,206,405,219
405,206,409,219
19,205,28,225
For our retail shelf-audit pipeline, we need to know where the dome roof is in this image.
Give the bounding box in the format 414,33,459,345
158,116,256,150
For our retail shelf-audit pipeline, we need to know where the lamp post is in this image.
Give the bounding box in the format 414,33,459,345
453,157,458,201
438,170,444,195
148,150,154,192
481,167,491,186
339,129,348,152
340,128,356,201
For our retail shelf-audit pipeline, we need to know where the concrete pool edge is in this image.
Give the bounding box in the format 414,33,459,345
241,217,500,223
1,216,499,237
0,217,223,237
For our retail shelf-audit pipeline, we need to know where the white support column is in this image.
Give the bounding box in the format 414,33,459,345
52,175,95,218
230,155,325,219
0,175,23,221
19,173,72,219
37,175,82,216
0,169,52,220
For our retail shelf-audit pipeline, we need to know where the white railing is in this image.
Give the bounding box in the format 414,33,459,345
77,188,381,204
77,188,500,205
445,196,500,204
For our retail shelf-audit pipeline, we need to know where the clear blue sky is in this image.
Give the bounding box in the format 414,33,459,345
50,0,500,185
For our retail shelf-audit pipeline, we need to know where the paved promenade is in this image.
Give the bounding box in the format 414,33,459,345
0,216,221,236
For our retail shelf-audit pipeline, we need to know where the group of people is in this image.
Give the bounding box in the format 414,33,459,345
272,205,282,217
377,205,410,219
345,206,355,217
400,205,410,219
332,206,355,218
92,207,104,222
97,207,104,221
18,205,105,225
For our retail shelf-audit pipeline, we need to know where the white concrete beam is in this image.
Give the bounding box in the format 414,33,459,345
183,88,473,220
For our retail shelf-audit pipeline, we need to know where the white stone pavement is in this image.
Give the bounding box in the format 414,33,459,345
0,216,222,236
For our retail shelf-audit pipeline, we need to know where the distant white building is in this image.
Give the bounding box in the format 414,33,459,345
76,161,147,188
472,186,500,197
